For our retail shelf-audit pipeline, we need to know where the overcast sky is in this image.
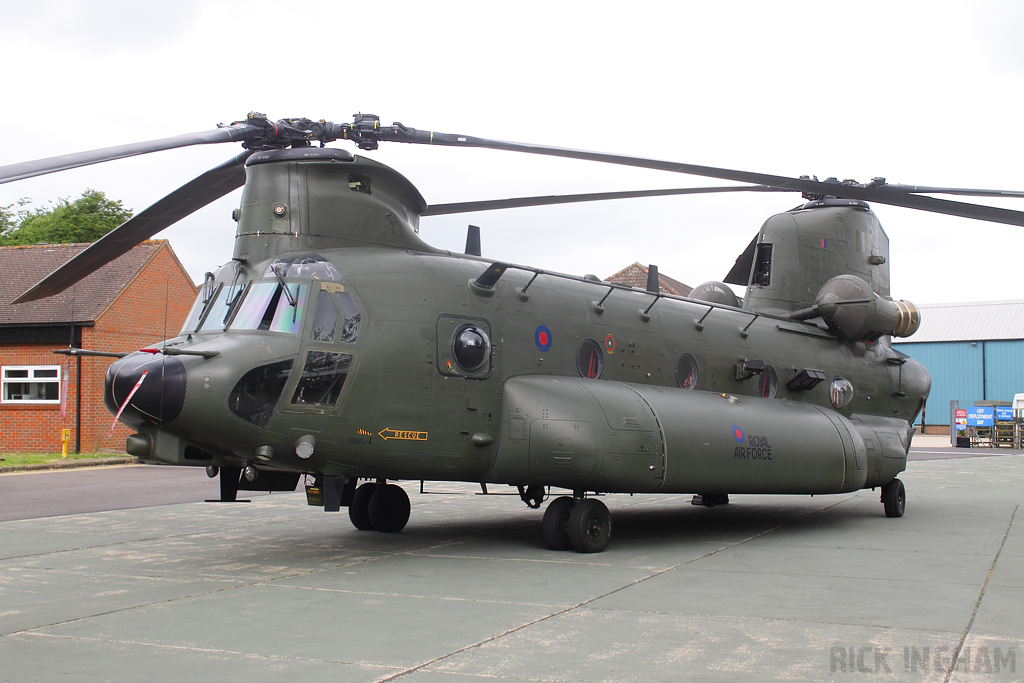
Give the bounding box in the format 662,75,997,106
1,0,1021,305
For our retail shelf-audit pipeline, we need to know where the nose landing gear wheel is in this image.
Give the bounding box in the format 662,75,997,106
881,478,905,518
368,483,411,533
349,482,376,530
567,498,611,553
542,496,576,550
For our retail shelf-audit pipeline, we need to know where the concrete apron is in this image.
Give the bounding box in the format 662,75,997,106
0,454,1021,682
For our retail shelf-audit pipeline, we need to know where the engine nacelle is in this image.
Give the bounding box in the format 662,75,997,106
813,274,920,342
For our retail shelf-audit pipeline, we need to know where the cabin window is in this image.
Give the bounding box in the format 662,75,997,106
228,360,294,427
291,352,353,406
676,354,698,389
452,325,490,373
577,339,604,379
759,365,778,398
230,282,308,334
437,316,491,378
831,377,854,409
2,365,60,404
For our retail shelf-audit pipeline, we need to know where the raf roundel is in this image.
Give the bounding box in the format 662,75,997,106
732,425,745,443
535,325,553,352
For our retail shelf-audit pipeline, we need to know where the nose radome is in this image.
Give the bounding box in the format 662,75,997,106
104,352,187,427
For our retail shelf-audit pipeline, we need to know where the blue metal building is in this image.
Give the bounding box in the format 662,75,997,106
892,301,1024,430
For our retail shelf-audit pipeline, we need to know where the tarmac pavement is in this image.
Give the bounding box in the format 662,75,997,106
0,442,1021,682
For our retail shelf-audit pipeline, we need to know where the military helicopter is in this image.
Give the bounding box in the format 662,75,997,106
5,112,1024,553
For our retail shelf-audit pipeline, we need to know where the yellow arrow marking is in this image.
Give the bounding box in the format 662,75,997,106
378,428,428,441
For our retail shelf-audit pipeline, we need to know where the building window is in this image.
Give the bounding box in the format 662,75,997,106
2,365,61,404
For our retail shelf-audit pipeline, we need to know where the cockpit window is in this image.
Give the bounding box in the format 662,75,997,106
334,291,360,342
264,255,344,282
291,351,353,406
180,286,214,334
309,285,362,343
230,282,307,334
316,282,361,343
198,283,247,333
229,360,293,427
312,290,337,342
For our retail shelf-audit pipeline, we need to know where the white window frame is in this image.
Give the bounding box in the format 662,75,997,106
1,365,62,405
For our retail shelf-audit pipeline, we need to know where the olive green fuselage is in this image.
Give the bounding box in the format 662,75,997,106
117,151,929,498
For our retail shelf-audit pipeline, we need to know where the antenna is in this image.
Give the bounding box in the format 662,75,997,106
465,225,481,257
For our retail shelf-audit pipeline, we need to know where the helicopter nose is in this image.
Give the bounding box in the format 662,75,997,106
104,352,187,427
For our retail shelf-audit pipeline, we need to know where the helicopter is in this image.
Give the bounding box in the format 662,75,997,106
6,112,1024,553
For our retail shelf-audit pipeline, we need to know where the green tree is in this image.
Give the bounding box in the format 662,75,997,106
0,197,32,238
0,190,132,246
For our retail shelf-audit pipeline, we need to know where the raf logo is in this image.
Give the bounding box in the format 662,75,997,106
734,434,773,460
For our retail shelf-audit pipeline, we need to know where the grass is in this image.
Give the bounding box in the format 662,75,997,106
0,452,126,467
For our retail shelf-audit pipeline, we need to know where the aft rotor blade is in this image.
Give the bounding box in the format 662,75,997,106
11,152,251,304
0,123,258,184
874,183,1024,198
424,185,782,216
376,125,1024,227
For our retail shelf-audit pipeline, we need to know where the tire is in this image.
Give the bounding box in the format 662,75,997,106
542,496,575,550
881,478,905,518
349,482,376,530
567,498,612,553
368,483,411,533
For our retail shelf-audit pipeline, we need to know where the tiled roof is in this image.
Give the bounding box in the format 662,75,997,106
605,262,692,297
892,300,1024,343
0,241,165,325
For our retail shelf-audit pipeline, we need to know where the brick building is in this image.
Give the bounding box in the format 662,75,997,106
606,262,692,296
0,241,197,453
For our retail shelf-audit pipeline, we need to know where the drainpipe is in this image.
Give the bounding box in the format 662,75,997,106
982,340,987,402
75,352,82,454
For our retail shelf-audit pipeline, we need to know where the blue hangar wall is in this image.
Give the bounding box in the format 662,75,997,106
894,339,1024,427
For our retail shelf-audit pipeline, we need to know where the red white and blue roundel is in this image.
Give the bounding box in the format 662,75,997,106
732,425,745,443
535,325,552,352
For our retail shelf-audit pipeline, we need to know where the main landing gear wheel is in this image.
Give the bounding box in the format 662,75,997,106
542,496,576,551
567,498,612,553
881,478,905,518
368,483,411,533
349,482,376,530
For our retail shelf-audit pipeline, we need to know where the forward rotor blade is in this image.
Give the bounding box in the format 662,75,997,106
376,125,1024,227
12,151,251,304
423,185,782,216
0,123,258,184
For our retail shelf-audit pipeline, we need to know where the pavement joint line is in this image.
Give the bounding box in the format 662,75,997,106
651,567,990,588
570,603,967,637
267,584,567,609
372,494,857,683
943,503,1019,682
17,631,399,672
408,552,615,565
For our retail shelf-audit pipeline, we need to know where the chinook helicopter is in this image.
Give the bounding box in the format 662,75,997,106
5,113,1024,553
